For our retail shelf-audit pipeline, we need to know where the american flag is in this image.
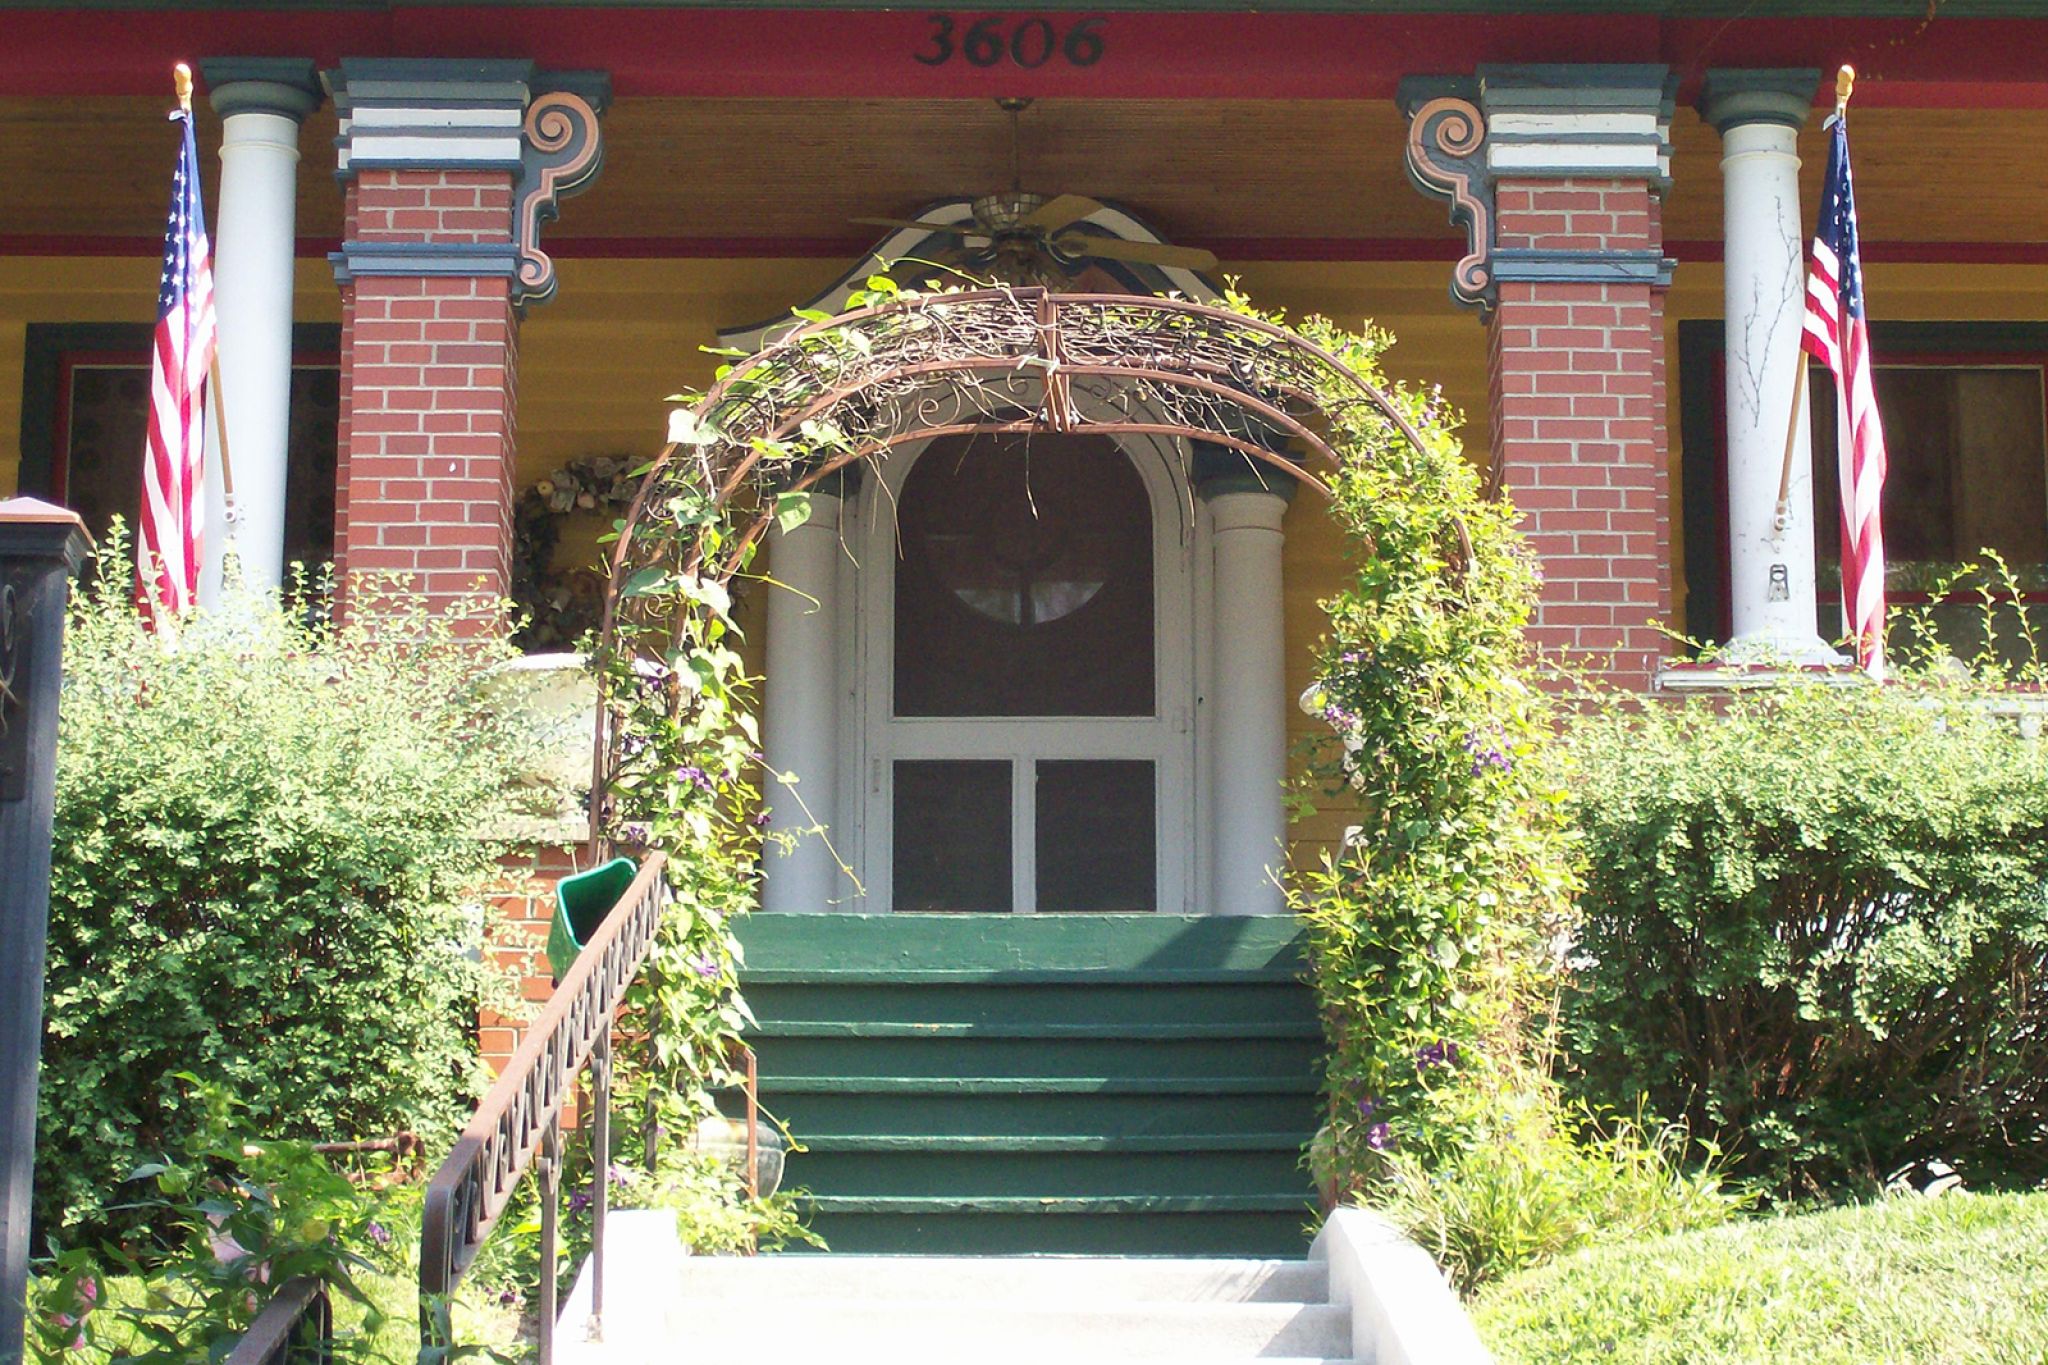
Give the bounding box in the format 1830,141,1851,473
1801,108,1888,677
139,103,216,627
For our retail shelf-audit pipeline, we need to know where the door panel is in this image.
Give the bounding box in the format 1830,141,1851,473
858,431,1193,913
1035,760,1156,913
891,760,1013,913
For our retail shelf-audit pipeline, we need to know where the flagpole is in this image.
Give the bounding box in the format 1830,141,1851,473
1770,66,1852,551
173,64,241,552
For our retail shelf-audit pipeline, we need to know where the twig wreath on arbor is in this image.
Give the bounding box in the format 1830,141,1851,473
586,279,1575,1201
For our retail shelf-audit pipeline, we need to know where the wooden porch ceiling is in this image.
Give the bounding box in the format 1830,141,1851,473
2,96,2043,254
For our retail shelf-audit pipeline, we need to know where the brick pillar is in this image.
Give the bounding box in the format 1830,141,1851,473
1405,65,1677,690
338,173,521,613
1488,177,1670,686
324,59,606,625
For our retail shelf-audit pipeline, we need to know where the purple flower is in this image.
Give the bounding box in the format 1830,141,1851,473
606,1163,641,1188
1365,1122,1392,1152
1356,1095,1379,1121
679,766,714,793
365,1222,391,1247
568,1191,593,1215
630,659,671,699
691,952,721,980
617,822,652,846
498,1288,519,1307
1415,1040,1462,1071
1461,729,1513,776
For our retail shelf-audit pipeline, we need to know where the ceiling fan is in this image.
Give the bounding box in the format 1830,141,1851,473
851,98,1219,282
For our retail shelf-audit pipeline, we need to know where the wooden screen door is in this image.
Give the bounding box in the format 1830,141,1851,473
854,431,1193,913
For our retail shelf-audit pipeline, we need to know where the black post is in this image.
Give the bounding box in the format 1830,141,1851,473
0,498,88,1365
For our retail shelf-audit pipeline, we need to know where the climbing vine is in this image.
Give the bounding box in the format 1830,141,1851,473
1281,314,1578,1196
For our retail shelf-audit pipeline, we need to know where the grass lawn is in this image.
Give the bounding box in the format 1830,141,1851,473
1472,1191,2048,1365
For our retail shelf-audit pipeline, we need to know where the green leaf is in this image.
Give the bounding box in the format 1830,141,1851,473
774,491,813,535
666,409,717,446
620,567,668,599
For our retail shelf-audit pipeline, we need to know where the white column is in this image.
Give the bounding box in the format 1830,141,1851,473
1208,487,1289,916
761,492,842,912
203,63,321,599
1700,70,1837,660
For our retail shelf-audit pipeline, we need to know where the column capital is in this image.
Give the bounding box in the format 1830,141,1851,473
1193,444,1298,504
1403,64,1677,314
325,59,538,175
1697,69,1822,135
1476,63,1674,183
201,58,322,123
324,58,611,309
1204,487,1295,530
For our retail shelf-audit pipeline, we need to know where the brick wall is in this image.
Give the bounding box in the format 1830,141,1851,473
481,842,583,1072
1488,177,1671,689
336,170,521,620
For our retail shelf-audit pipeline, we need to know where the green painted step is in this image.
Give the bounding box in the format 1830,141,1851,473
739,911,1310,975
801,1133,1307,1152
809,1195,1311,1214
802,1210,1314,1257
752,1035,1321,1078
743,981,1315,1027
758,1074,1315,1094
791,1149,1310,1198
749,1020,1323,1039
761,1089,1317,1139
737,913,1323,1257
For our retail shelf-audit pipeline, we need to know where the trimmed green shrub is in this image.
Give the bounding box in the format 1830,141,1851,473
39,546,539,1243
1559,679,2048,1199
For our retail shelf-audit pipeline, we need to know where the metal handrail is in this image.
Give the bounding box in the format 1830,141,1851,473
419,852,669,1364
222,1277,330,1365
217,851,759,1364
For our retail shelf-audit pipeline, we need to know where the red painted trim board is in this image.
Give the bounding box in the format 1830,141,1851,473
0,9,2045,104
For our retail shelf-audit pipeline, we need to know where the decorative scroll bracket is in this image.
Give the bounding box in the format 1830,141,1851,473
1399,77,1494,314
515,79,610,310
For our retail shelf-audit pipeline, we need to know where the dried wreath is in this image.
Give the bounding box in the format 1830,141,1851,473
512,454,641,650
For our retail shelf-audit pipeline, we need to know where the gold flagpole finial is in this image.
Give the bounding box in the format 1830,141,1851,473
1835,65,1856,117
173,63,194,114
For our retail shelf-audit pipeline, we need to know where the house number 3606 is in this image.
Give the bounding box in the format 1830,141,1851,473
913,15,1106,68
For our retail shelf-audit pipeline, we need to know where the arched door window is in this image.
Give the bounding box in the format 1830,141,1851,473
857,432,1192,913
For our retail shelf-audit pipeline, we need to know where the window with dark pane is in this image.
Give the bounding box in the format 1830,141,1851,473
895,434,1154,717
1035,760,1155,913
892,760,1012,913
1812,364,2048,571
52,351,338,571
